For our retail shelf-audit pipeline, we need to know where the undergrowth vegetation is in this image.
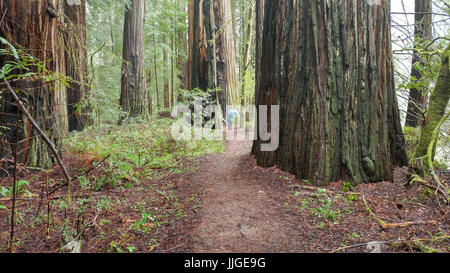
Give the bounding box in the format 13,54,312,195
64,118,224,191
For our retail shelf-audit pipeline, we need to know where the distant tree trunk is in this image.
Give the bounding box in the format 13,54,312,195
413,44,450,170
241,2,254,106
64,0,89,132
203,0,225,114
203,0,217,89
153,36,160,110
171,35,175,107
188,0,209,91
405,0,433,128
0,0,67,168
163,37,170,108
147,70,153,115
120,0,146,117
214,0,239,106
187,0,194,90
253,0,408,185
177,0,188,91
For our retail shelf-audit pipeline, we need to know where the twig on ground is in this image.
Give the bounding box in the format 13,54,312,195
362,194,442,229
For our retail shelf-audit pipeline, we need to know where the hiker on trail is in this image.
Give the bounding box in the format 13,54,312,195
227,109,239,131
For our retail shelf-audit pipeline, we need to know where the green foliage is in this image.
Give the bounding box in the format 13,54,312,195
299,190,342,222
64,118,224,191
0,180,32,199
132,211,157,234
85,0,188,123
404,126,422,161
342,182,358,202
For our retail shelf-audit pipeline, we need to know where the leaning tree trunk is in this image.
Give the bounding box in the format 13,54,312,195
120,0,146,117
405,0,433,128
64,0,89,132
413,44,450,170
0,0,68,169
253,0,408,185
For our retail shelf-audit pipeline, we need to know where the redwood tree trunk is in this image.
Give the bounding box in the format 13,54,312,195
64,0,89,131
214,0,239,106
253,0,408,185
0,0,67,168
120,0,146,117
163,37,170,109
405,0,433,128
187,0,209,91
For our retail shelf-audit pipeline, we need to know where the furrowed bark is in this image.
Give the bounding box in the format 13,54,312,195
253,0,408,185
214,0,239,106
120,0,146,117
64,0,89,132
0,0,68,169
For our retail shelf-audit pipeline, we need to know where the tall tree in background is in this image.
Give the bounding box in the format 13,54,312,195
405,0,433,128
187,0,239,108
177,0,188,92
187,0,208,91
64,0,89,131
214,0,239,106
120,0,146,117
0,0,68,168
163,37,170,108
253,0,408,185
240,1,254,106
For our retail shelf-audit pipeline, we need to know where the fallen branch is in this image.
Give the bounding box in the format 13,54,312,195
331,241,390,253
362,195,441,229
409,174,449,204
292,184,362,197
331,235,450,253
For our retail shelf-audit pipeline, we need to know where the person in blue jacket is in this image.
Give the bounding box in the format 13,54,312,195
227,109,239,131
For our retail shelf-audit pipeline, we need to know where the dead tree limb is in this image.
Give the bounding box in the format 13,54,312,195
2,78,71,185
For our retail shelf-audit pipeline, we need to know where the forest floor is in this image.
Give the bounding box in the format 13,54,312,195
0,126,449,253
169,132,449,253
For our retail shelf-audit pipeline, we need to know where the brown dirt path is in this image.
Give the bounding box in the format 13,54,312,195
181,130,448,253
188,134,305,253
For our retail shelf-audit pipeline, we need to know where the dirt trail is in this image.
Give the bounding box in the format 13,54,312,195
182,130,448,254
189,133,304,253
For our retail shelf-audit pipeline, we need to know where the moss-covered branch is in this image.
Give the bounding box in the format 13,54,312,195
413,44,450,171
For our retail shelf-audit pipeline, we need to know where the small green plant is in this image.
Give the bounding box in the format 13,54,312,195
132,211,156,234
78,176,90,190
342,181,358,202
0,180,33,198
96,197,111,214
108,241,124,253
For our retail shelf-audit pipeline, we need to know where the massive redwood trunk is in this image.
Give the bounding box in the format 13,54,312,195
64,0,89,131
0,0,68,169
120,0,146,117
253,0,408,185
